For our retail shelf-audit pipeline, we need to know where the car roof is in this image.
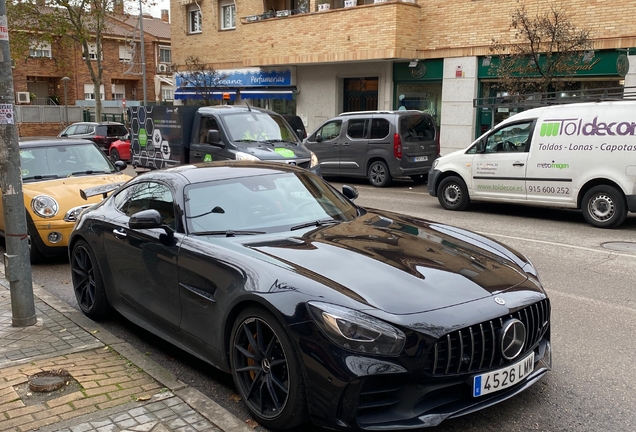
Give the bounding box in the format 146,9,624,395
337,110,431,117
19,138,97,148
136,161,305,185
197,105,280,116
66,121,125,126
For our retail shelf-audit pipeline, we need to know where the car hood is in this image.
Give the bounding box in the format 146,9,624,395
237,142,310,161
22,174,130,212
242,211,532,315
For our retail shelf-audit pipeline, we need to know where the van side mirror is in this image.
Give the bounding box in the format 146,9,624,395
476,139,486,153
207,130,224,148
315,133,323,143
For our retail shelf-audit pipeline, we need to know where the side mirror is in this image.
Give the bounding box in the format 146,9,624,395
315,133,323,143
207,130,224,148
476,139,486,153
114,160,126,171
60,133,68,137
342,185,358,201
129,209,174,238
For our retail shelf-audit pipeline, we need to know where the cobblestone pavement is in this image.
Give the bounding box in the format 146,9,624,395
0,276,253,432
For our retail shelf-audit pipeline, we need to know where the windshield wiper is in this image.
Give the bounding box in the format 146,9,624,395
69,170,110,176
22,174,60,181
191,230,266,237
290,218,340,231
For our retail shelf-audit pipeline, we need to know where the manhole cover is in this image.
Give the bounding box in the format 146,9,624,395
29,370,71,392
601,242,636,253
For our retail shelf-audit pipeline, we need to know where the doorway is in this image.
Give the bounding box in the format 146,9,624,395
343,77,378,112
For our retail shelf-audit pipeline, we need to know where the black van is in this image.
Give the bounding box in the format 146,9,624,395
304,110,439,187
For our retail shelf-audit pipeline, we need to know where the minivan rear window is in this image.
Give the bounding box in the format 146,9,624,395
370,119,390,139
347,120,366,139
401,115,436,141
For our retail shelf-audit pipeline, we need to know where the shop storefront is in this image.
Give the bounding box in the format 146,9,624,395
393,60,444,126
475,50,629,138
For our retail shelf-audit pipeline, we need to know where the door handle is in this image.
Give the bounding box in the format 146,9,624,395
342,142,350,147
112,228,127,239
513,162,525,167
193,152,202,157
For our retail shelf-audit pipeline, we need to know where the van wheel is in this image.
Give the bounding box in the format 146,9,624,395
437,176,470,211
581,186,627,228
368,161,392,187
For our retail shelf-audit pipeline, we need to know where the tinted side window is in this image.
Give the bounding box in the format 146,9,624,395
199,117,220,143
401,115,436,141
347,119,366,139
370,119,390,139
115,181,176,229
107,125,128,136
316,120,342,141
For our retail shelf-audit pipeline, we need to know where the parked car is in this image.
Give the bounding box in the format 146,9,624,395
109,134,131,163
4,139,131,262
69,161,551,431
58,121,128,153
304,110,440,187
283,114,307,140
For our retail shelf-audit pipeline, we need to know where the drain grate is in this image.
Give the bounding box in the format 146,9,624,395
601,242,636,253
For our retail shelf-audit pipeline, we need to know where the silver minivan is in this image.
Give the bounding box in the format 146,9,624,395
304,110,439,187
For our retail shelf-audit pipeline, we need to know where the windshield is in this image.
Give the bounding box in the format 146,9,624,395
20,143,117,181
184,172,358,234
224,112,298,143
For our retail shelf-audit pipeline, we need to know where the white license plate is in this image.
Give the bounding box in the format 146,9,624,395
414,156,428,162
473,352,534,397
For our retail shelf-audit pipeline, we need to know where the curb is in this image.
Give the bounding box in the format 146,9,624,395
4,273,255,432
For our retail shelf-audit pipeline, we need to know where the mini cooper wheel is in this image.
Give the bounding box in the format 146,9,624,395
581,185,627,228
368,160,392,187
437,176,470,211
71,240,111,319
230,308,307,430
27,228,45,264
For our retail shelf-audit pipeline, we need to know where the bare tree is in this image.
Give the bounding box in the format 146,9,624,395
173,56,225,106
490,1,593,95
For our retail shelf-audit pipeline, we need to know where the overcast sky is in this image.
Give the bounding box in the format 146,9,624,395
127,0,171,19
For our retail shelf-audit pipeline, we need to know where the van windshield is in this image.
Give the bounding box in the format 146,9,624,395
224,112,298,144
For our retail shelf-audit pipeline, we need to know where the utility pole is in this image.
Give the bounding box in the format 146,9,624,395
0,0,37,327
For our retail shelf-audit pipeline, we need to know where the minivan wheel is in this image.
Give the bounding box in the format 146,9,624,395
368,161,392,187
581,185,627,228
437,176,470,211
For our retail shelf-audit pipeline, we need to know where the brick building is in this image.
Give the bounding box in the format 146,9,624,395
169,0,636,153
11,8,171,137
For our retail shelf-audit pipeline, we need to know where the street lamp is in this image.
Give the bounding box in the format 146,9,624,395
61,76,71,126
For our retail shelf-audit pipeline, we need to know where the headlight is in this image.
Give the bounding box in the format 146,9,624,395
432,159,439,169
309,150,319,168
307,302,405,356
64,204,93,222
235,151,260,161
31,195,59,218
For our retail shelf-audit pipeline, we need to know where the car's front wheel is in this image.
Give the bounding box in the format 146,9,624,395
437,176,470,210
581,185,627,228
230,307,307,430
368,160,392,187
110,148,121,163
71,240,111,319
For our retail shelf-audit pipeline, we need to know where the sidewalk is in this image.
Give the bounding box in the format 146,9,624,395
0,272,255,432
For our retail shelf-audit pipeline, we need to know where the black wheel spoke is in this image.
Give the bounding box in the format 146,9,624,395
243,324,263,359
234,343,257,360
246,370,263,400
270,373,289,394
269,359,286,368
256,320,266,353
266,374,282,410
235,365,261,373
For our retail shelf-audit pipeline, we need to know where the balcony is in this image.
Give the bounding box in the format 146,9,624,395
239,0,420,66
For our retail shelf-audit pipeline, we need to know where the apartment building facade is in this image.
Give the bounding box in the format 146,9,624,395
170,0,636,153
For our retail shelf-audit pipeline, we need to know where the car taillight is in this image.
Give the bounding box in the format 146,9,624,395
94,135,105,141
393,133,402,159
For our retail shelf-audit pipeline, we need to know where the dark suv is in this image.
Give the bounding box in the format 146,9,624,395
58,121,128,153
304,110,439,187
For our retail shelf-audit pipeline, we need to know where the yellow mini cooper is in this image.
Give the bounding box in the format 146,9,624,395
1,139,132,262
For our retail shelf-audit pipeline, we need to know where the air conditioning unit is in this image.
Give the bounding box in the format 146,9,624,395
16,92,30,104
157,64,170,73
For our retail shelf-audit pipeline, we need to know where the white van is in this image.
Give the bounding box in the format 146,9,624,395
428,101,636,228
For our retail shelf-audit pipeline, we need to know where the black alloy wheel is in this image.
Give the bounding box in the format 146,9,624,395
71,240,110,319
110,148,121,162
368,160,392,187
230,308,307,430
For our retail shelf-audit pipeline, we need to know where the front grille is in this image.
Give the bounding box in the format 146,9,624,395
423,299,550,376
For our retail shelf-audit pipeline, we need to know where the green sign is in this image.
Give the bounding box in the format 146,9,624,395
274,148,295,158
139,128,148,147
478,50,626,78
393,59,444,81
204,154,212,162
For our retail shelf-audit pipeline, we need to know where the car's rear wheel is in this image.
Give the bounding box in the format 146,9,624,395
110,148,121,163
437,176,470,210
230,307,307,430
71,240,111,319
368,160,392,187
581,185,627,228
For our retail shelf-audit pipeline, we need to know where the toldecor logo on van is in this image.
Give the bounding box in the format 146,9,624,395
540,117,636,137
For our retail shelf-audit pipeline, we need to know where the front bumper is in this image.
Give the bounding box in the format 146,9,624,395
30,218,74,253
427,169,442,196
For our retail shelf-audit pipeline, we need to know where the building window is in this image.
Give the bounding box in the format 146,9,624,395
83,43,101,60
162,87,174,101
220,1,235,30
112,84,126,100
84,84,105,100
119,44,133,63
159,46,171,63
188,6,202,33
29,40,52,58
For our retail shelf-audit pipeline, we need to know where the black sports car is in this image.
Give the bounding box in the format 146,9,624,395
69,161,551,431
